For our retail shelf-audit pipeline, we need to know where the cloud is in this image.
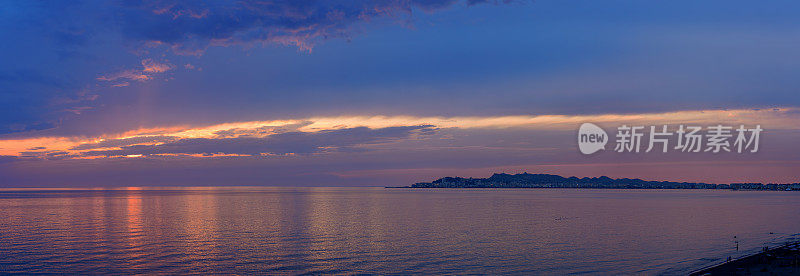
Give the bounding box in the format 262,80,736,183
0,155,19,164
212,121,312,138
18,150,72,161
119,0,506,54
1,107,797,159
83,125,434,157
141,59,174,73
98,59,174,82
0,69,73,135
1,0,511,136
96,69,149,82
71,135,179,150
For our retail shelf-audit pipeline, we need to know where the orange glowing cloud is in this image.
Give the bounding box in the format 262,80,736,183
97,59,174,84
1,107,797,160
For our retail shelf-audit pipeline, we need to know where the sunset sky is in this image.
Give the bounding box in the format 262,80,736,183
2,0,800,187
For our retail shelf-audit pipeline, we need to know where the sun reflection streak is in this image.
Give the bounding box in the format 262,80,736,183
124,187,145,268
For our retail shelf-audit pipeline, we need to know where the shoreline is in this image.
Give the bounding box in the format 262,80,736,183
386,186,797,191
690,241,800,275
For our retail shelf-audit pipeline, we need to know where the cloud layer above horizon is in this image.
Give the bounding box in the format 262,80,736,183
1,0,800,186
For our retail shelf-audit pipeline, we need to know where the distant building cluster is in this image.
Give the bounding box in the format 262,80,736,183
410,173,800,190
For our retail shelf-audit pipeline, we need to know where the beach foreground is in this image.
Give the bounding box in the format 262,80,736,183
691,242,800,275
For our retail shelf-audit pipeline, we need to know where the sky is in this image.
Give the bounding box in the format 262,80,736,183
1,0,800,187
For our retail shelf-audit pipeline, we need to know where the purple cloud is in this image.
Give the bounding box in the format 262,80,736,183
83,125,435,157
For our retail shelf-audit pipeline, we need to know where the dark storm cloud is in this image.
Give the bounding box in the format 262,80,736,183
83,125,435,157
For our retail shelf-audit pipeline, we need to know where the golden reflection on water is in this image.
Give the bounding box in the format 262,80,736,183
124,187,145,268
1,188,800,274
180,191,221,266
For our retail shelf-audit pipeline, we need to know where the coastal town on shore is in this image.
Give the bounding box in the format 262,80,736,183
405,173,800,190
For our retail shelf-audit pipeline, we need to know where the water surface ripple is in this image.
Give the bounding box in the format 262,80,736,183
1,187,799,274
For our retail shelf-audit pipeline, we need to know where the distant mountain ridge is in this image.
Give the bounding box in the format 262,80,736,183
403,173,800,190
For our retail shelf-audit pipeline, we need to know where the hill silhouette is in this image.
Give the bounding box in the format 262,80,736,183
404,173,800,190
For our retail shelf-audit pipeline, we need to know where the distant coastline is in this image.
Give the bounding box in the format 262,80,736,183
390,173,800,190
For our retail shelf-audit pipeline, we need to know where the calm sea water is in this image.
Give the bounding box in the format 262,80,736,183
1,187,799,275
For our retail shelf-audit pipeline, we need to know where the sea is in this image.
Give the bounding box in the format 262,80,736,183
1,187,799,275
